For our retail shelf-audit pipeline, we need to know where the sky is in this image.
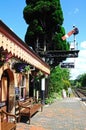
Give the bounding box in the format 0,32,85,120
60,0,86,79
0,0,86,79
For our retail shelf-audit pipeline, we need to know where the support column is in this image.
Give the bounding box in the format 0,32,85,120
41,78,45,105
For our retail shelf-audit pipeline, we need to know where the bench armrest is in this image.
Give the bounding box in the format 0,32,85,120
1,110,16,123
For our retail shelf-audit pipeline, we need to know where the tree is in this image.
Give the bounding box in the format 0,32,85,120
48,66,71,96
23,0,71,100
72,73,86,88
23,0,69,52
76,73,86,87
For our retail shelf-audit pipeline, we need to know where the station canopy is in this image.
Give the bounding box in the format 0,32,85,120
0,20,50,75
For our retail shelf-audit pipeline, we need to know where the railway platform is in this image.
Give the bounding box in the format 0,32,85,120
16,97,86,130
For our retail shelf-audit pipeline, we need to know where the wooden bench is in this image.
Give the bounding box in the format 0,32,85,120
17,98,43,124
1,110,16,130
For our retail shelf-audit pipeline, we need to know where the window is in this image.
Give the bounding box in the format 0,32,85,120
19,75,26,101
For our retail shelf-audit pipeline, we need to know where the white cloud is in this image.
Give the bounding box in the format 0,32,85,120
70,50,86,79
70,69,80,79
74,8,79,14
68,8,79,15
80,41,86,49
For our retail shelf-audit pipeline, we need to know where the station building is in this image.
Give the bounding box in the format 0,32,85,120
0,20,50,114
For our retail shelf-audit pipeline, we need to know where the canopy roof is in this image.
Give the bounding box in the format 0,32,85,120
0,20,50,75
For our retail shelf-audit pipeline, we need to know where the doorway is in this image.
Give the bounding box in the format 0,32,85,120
1,70,9,111
1,69,14,112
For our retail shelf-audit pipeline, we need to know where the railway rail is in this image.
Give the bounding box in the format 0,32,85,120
74,87,86,102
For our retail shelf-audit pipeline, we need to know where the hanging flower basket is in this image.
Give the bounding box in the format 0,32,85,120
12,63,30,73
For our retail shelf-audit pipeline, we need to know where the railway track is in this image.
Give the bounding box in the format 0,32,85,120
74,88,86,102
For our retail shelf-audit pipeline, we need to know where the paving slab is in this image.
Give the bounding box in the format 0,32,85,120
16,98,86,130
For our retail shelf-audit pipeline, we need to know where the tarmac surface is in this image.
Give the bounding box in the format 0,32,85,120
16,97,86,130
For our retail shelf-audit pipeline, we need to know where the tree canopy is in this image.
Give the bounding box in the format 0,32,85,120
48,66,71,96
23,0,69,52
73,73,86,88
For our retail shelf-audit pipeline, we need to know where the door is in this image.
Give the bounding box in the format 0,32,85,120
1,75,9,111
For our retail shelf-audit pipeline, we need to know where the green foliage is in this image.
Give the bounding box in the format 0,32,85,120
45,97,54,104
24,65,30,72
81,73,86,87
23,0,69,51
62,80,71,90
76,81,81,88
48,66,71,97
45,92,59,104
74,73,86,88
52,26,67,50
